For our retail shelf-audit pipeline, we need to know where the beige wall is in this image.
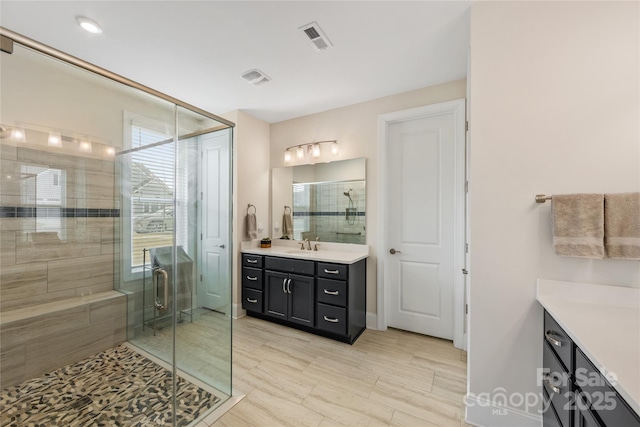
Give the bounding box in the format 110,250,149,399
222,110,271,311
468,1,639,424
270,80,467,314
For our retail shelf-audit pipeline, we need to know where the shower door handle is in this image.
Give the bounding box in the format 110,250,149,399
154,268,169,311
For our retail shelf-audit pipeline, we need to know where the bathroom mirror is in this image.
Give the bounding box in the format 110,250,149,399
272,158,366,244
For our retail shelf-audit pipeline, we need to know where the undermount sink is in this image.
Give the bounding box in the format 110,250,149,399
284,249,317,255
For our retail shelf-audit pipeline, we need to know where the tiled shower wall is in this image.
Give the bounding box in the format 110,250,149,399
0,142,117,312
293,181,366,244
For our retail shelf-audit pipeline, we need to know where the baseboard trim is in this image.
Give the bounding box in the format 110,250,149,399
465,394,542,427
366,312,378,330
232,304,245,320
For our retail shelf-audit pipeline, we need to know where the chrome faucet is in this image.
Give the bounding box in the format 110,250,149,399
305,238,311,250
314,237,320,251
299,241,306,250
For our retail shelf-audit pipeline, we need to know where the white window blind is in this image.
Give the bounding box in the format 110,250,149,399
130,126,174,267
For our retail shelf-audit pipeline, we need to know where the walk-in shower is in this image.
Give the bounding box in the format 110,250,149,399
0,29,234,426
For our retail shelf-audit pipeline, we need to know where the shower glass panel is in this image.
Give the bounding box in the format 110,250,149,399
1,33,233,426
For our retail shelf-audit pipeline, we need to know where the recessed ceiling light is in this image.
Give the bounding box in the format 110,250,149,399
76,16,103,34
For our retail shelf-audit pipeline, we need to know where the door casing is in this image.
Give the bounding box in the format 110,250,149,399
377,99,467,350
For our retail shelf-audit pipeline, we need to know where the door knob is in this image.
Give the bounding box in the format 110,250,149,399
389,248,402,255
218,244,226,248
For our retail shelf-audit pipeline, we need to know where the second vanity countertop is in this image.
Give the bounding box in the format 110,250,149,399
241,241,368,264
537,279,640,415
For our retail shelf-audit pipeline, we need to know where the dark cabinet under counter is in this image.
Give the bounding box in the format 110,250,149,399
542,309,640,427
241,252,367,344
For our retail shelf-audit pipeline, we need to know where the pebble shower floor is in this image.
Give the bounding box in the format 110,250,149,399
0,344,219,426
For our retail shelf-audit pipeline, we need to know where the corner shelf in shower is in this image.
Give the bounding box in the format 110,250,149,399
141,248,193,335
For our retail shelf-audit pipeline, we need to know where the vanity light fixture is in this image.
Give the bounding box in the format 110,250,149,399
79,140,93,153
48,132,62,147
11,127,26,142
284,140,339,163
76,16,103,34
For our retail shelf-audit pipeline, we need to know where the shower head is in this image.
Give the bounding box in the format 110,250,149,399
343,189,353,203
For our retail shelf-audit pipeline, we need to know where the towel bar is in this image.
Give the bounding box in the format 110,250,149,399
536,194,552,203
247,203,256,214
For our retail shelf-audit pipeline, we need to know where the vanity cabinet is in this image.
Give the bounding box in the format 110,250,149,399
242,254,264,313
241,252,367,344
264,270,315,327
542,310,640,427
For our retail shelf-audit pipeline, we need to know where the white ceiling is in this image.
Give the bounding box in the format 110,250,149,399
0,1,470,123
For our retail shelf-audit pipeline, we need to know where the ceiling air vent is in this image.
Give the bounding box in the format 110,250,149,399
298,22,333,52
240,69,270,86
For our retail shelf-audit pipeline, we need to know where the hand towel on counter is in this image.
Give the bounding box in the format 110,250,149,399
604,192,640,260
282,212,293,237
245,213,257,240
551,194,604,259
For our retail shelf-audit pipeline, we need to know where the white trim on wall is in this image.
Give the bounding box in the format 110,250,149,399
376,99,467,350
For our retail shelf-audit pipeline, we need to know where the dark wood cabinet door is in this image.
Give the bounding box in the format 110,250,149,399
264,270,288,320
288,273,315,327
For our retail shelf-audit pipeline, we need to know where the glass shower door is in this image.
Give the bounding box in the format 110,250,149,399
116,108,233,425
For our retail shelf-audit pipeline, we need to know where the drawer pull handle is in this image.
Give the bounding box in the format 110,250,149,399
323,316,339,323
323,289,339,295
543,375,561,394
324,269,340,275
545,330,562,347
246,276,258,281
247,259,258,264
246,298,258,303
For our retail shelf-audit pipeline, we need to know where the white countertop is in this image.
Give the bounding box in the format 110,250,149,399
537,279,640,415
241,240,368,264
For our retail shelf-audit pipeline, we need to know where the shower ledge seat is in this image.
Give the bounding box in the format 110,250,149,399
0,290,126,390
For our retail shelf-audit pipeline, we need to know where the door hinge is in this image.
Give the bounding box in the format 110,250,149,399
465,243,469,253
200,233,203,240
462,268,468,275
465,180,469,193
465,304,469,314
465,121,469,132
200,274,203,281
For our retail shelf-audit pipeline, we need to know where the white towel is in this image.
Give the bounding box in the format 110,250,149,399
245,213,257,240
551,194,604,259
604,192,640,260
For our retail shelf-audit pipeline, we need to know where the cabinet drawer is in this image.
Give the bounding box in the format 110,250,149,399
543,341,572,427
317,262,347,281
543,389,563,427
544,311,574,373
317,303,347,336
265,256,314,275
243,288,263,312
317,278,347,307
243,254,263,268
242,267,263,290
575,348,640,427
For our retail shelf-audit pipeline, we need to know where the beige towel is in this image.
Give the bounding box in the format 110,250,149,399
551,194,604,259
282,212,293,237
245,213,257,239
604,192,640,260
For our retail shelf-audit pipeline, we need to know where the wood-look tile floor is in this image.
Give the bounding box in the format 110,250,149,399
205,316,472,427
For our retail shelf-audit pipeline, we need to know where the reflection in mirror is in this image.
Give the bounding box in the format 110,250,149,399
272,158,366,244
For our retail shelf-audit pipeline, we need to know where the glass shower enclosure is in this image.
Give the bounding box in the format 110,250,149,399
0,29,233,426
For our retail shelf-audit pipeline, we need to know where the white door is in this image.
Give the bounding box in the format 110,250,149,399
198,129,230,313
385,101,465,340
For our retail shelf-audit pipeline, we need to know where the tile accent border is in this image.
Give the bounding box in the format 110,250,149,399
0,207,120,218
